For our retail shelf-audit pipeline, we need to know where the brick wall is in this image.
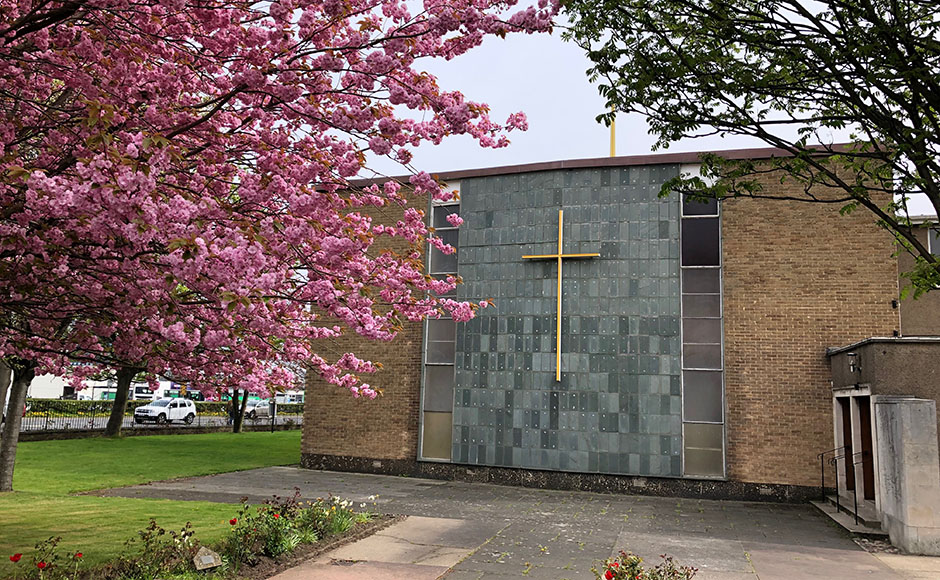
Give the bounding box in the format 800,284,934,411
722,174,899,487
898,227,940,336
301,196,426,462
301,320,423,460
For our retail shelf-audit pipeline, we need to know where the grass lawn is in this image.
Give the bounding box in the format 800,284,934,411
0,431,302,576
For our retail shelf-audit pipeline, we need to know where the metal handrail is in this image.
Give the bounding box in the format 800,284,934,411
850,451,873,525
816,446,846,502
827,449,871,524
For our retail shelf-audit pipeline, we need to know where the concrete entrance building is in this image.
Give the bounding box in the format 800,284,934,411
301,147,939,514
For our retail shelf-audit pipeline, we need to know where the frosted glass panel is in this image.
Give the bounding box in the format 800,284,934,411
683,344,722,369
430,248,458,274
685,422,723,449
682,268,720,294
682,294,720,318
424,365,455,412
684,448,724,477
427,340,455,364
683,371,723,422
422,412,453,460
682,318,721,344
427,319,456,341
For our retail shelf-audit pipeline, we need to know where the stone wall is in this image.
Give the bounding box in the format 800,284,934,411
874,396,940,555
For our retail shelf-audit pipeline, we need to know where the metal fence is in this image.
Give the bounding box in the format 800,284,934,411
16,399,304,433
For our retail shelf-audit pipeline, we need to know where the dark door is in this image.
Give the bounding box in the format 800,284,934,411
839,397,854,491
857,396,875,501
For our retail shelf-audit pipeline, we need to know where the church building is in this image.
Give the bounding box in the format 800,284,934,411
301,146,939,503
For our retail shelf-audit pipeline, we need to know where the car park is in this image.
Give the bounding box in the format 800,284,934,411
134,398,196,424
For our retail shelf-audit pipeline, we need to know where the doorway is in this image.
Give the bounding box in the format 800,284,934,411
856,396,875,501
838,396,854,491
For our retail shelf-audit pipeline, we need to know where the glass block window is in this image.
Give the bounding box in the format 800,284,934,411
420,200,460,460
680,193,725,478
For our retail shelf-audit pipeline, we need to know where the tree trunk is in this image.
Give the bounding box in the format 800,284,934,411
0,359,36,491
105,366,140,437
0,361,11,436
233,389,249,433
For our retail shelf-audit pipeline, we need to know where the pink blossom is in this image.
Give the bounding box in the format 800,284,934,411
0,0,557,405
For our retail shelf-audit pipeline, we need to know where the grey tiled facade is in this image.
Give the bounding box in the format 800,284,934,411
452,165,683,476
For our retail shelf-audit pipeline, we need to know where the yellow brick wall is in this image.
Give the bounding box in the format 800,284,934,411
301,194,427,461
301,320,423,460
721,173,899,486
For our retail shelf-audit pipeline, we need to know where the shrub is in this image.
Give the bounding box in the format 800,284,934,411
109,520,198,580
219,491,370,568
593,552,696,580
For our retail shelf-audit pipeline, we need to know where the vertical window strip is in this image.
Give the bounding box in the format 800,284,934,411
680,195,725,478
420,202,460,461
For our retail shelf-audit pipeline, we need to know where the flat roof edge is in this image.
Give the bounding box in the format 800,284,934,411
826,336,940,356
352,144,856,186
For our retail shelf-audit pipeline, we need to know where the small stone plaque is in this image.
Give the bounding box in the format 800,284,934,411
193,546,222,571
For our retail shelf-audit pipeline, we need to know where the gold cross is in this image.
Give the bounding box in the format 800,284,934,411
522,209,600,382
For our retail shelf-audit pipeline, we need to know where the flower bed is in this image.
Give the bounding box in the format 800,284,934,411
593,551,697,580
4,492,380,580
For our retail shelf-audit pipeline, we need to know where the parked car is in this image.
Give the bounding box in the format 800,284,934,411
245,399,273,420
134,398,196,424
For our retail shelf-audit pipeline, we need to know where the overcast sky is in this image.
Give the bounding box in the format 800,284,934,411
367,28,935,217
366,29,765,177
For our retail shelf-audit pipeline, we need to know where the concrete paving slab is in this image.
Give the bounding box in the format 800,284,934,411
692,573,756,580
269,559,450,580
438,570,485,580
745,544,904,579
325,516,501,569
375,516,505,548
872,553,940,579
613,531,754,575
325,534,469,568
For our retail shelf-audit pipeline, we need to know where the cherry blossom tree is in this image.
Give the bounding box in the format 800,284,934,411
0,0,556,490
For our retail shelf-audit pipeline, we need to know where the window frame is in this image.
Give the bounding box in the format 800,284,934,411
419,197,461,462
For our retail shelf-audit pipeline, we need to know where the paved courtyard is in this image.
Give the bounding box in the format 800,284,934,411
99,466,940,579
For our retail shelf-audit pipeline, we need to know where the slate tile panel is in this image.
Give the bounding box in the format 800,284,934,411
451,166,682,477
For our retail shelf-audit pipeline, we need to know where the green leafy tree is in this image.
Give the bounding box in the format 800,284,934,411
563,0,940,293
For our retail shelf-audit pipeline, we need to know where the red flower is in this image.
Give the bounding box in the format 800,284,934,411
73,552,83,559
37,562,47,570
605,569,614,580
612,562,619,568
229,518,237,525
10,554,22,563
273,513,280,519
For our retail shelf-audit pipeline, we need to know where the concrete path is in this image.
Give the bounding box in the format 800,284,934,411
99,466,940,579
268,516,504,580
